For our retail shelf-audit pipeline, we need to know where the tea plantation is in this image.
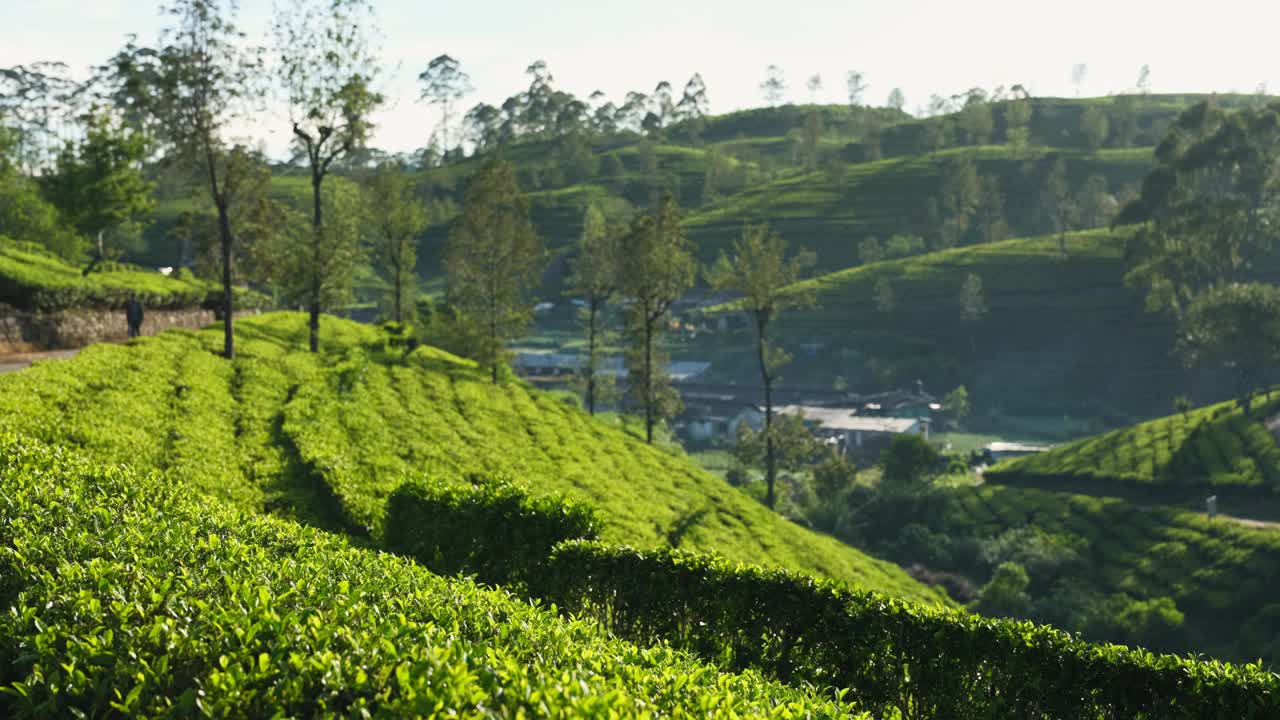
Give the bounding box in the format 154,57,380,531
0,312,942,602
3,314,1279,717
987,394,1280,499
942,485,1280,659
0,435,865,717
0,236,265,312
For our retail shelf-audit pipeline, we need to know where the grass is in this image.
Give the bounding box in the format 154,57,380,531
0,312,947,606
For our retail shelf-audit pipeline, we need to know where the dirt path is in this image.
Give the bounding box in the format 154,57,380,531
1219,514,1280,530
1268,413,1280,444
0,348,80,374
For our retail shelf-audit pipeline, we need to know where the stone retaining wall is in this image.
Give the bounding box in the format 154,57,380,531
0,306,255,354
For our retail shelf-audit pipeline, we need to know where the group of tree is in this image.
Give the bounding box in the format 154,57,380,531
0,0,402,359
915,151,1124,253
516,184,820,508
1119,100,1280,411
442,60,711,158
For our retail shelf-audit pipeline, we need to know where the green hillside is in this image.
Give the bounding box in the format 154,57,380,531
928,483,1280,663
0,312,945,604
0,236,228,312
682,145,1151,269
987,394,1280,501
133,95,1242,292
0,435,863,717
5,317,1280,716
701,227,1186,422
410,94,1257,279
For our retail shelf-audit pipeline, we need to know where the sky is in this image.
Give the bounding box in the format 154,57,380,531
5,0,1280,158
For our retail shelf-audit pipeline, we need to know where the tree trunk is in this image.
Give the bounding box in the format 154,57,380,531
393,268,403,325
586,299,598,415
309,171,323,354
217,200,235,360
204,142,233,359
490,307,499,384
644,315,654,444
756,316,776,509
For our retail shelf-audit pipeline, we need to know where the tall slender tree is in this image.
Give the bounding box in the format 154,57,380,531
959,272,988,355
1071,63,1088,96
940,155,981,247
566,204,619,414
1041,157,1076,255
103,0,263,359
706,224,815,509
619,194,696,443
274,0,383,352
276,181,366,342
1004,92,1033,158
445,160,544,383
806,74,823,103
365,162,427,324
846,71,868,107
760,66,787,106
974,174,1009,244
417,54,473,155
886,87,906,113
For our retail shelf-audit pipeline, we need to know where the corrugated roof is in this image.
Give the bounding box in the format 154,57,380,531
773,405,920,433
985,442,1052,454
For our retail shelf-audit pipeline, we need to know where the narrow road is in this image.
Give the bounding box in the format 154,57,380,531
0,349,80,374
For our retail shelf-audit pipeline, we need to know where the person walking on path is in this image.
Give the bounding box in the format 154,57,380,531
126,296,145,338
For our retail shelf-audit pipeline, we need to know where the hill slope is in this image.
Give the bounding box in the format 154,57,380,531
987,394,1280,502
701,225,1280,423
703,227,1174,421
0,312,945,604
0,434,865,717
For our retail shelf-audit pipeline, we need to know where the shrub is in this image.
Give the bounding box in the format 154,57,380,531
970,561,1032,618
384,476,599,588
0,435,859,718
541,540,1280,719
979,526,1087,590
1090,594,1188,650
880,433,940,490
1239,605,1280,664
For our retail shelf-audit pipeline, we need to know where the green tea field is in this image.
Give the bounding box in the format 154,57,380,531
2,316,1278,716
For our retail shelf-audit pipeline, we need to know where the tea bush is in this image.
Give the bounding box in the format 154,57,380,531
987,394,1280,495
541,540,1280,719
0,435,867,718
0,312,945,603
0,236,268,311
384,476,599,588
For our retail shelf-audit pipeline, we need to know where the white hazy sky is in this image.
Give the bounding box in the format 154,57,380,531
5,0,1280,157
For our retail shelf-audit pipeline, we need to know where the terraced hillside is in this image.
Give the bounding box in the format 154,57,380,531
682,146,1152,270
702,227,1164,418
987,394,1280,502
0,312,944,603
6,317,1280,716
0,236,232,312
0,435,865,717
132,96,1253,286
930,483,1280,663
